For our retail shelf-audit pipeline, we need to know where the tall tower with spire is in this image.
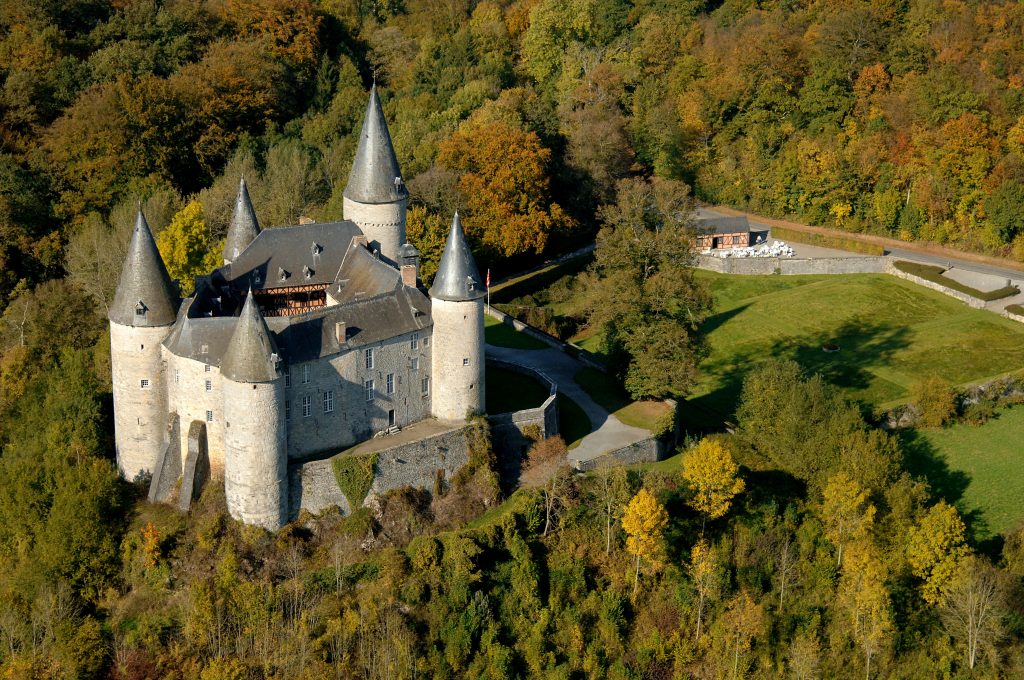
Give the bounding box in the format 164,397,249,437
109,209,180,480
343,84,408,265
429,213,486,421
221,292,288,530
223,177,261,265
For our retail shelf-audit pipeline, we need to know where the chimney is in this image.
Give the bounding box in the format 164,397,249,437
398,242,420,288
353,235,369,248
335,321,347,344
401,264,417,287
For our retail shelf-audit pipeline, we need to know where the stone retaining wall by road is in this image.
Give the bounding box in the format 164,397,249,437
696,254,890,276
486,359,559,467
572,398,681,472
885,263,987,309
1005,308,1024,324
484,305,606,371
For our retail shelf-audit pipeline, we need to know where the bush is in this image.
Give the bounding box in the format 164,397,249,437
911,376,957,428
893,261,1020,301
770,225,885,255
1006,303,1024,316
960,399,997,426
332,452,379,508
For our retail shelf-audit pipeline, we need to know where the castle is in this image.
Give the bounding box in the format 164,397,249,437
109,86,487,530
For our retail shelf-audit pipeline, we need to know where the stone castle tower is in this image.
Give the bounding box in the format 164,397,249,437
429,213,486,421
108,209,179,480
342,83,408,265
221,291,288,530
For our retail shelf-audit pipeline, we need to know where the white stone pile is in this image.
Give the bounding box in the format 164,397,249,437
704,241,795,258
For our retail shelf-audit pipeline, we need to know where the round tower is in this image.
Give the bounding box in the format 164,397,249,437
342,83,408,265
429,213,486,421
221,291,288,530
109,208,180,481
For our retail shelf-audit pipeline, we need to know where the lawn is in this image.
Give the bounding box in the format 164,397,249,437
689,271,1024,426
485,366,550,414
484,314,549,350
902,407,1024,539
573,367,672,433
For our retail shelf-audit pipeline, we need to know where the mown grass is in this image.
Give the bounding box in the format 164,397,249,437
771,225,886,255
485,366,550,415
573,367,673,433
1007,303,1024,316
893,260,1020,301
903,407,1024,539
484,314,549,350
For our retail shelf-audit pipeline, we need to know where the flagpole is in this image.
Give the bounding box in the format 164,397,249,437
486,268,491,309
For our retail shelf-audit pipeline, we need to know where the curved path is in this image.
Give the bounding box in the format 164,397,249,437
485,344,651,467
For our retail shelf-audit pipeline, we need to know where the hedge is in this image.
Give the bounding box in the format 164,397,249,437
769,225,886,256
893,261,1020,301
1006,304,1024,316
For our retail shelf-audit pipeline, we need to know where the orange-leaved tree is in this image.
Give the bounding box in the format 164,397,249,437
437,121,573,258
621,487,668,598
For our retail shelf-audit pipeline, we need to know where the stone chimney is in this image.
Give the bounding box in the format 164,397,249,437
335,321,347,344
399,242,420,288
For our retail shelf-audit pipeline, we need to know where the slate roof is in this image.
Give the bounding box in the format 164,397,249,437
110,209,180,327
224,221,362,291
343,84,408,204
221,292,281,383
695,216,752,235
223,177,261,262
162,300,235,366
430,213,485,302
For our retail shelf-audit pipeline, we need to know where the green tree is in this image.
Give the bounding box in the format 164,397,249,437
911,375,957,428
821,472,876,568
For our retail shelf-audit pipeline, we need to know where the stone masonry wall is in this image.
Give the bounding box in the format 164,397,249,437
284,328,433,459
1005,308,1024,324
486,359,558,465
342,196,407,265
111,321,173,480
165,352,226,471
289,422,469,518
696,255,891,275
886,263,987,309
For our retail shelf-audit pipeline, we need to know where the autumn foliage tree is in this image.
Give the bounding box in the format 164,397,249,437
437,121,573,258
821,472,876,568
682,438,745,534
621,488,668,598
907,501,970,606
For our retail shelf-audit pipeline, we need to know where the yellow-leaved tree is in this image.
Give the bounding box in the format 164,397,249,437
839,541,893,680
821,472,876,568
907,501,970,605
682,438,745,535
689,538,720,642
156,200,223,295
621,488,668,598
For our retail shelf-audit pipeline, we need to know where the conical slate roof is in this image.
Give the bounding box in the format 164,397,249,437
221,292,281,383
223,177,261,262
109,209,179,326
343,84,408,204
429,213,485,302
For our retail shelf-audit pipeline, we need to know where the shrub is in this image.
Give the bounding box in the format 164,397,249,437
893,261,1020,301
961,399,997,426
1006,303,1024,316
911,376,957,428
332,452,379,508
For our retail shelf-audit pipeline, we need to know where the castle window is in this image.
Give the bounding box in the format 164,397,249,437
411,333,419,350
302,395,312,418
421,377,429,396
206,410,213,422
423,337,429,347
323,390,334,413
411,357,419,372
302,364,310,384
140,379,150,389
364,379,374,402
174,369,180,385
205,364,211,373
205,379,212,392
285,401,290,420
365,348,374,370
463,357,470,366
386,373,395,395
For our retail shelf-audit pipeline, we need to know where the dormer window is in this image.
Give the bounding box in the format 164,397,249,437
303,265,313,279
278,267,289,281
254,271,262,285
135,300,147,316
311,242,322,256
394,176,403,189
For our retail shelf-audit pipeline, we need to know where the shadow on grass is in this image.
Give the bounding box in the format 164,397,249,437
898,429,971,507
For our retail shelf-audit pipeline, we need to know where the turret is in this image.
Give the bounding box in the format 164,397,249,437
223,177,261,264
109,208,179,480
221,291,288,530
429,213,485,421
343,84,408,265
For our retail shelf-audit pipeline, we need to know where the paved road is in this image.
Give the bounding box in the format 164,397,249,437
700,207,1024,313
485,344,651,466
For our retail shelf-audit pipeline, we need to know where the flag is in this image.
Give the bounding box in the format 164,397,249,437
486,268,490,289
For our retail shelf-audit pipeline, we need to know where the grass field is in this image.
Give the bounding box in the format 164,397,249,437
573,367,672,433
484,315,549,350
902,407,1024,539
687,271,1024,426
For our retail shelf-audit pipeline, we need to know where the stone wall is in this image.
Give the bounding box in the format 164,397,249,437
342,196,407,266
166,352,226,471
288,422,469,518
1005,308,1024,324
486,359,559,468
886,263,987,309
696,255,890,276
483,305,606,372
572,399,680,472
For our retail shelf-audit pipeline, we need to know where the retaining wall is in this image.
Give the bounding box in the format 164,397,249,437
486,359,559,468
484,305,606,371
696,255,890,275
572,398,681,472
1005,309,1024,324
886,263,987,309
288,422,470,519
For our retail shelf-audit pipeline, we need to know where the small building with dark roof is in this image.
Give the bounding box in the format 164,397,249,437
695,215,768,250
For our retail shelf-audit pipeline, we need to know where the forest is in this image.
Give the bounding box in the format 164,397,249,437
2,0,1024,677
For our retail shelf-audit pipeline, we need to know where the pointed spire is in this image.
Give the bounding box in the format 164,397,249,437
221,291,281,383
223,176,261,262
429,212,485,302
344,84,408,204
109,208,179,326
